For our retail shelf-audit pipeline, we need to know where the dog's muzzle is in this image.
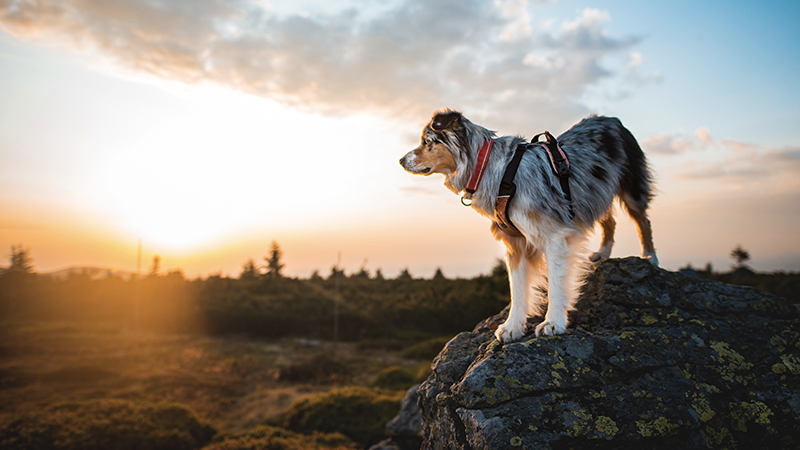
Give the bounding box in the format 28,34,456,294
399,152,430,174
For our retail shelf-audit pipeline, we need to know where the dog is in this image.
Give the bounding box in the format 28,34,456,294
400,109,657,343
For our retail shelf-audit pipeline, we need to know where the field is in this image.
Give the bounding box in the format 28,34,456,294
0,321,440,449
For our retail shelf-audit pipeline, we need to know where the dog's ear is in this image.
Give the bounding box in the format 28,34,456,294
431,110,462,131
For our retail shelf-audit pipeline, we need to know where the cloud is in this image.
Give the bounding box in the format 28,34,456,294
641,132,696,155
0,0,649,132
496,0,532,41
678,141,800,184
643,127,800,189
695,127,715,146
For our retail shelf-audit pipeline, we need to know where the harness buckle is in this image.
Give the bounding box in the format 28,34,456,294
556,161,571,177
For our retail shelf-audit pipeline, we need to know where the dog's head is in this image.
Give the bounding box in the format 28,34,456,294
399,109,469,176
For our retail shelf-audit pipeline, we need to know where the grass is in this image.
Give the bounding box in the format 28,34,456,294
401,336,453,360
202,426,356,450
279,387,405,446
0,321,439,449
0,398,216,450
369,364,430,391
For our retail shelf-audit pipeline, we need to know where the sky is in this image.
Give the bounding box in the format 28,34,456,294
1,0,799,278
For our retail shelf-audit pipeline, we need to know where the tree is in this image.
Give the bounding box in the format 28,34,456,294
730,245,751,269
397,268,412,280
149,255,161,277
353,259,370,279
433,267,446,281
8,245,34,274
240,258,259,280
265,241,284,279
2,245,35,318
328,265,344,280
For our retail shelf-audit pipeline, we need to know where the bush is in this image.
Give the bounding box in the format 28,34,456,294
401,336,452,360
276,355,352,384
202,425,356,450
369,366,417,391
280,387,403,447
0,399,216,450
415,363,433,383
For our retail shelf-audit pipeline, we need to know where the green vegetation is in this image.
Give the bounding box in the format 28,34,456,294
203,426,356,450
279,387,404,447
276,354,352,384
677,245,800,304
0,322,434,449
1,244,798,449
369,365,420,391
401,336,452,360
0,399,216,450
0,246,511,341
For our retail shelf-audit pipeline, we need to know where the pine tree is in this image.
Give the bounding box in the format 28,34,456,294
8,245,34,274
265,241,284,279
148,255,161,277
240,259,259,280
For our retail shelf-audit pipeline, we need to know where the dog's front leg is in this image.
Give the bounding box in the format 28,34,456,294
495,247,530,343
536,233,581,336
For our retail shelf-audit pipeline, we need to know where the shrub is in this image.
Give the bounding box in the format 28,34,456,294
280,387,403,447
276,355,351,384
202,425,356,450
415,363,433,383
0,399,216,450
369,366,417,391
401,336,452,360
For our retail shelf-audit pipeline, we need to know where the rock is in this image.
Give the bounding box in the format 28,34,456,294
369,384,424,450
387,384,424,437
418,257,800,449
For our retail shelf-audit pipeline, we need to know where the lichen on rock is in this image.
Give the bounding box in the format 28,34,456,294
418,257,800,449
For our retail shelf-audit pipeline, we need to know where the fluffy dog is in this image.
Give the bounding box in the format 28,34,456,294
400,109,657,342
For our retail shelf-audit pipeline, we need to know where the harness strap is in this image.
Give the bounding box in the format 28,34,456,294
494,143,527,237
533,131,575,220
494,133,576,236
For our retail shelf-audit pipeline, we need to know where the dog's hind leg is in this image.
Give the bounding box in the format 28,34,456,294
617,124,658,266
589,209,616,263
621,194,658,266
536,230,585,337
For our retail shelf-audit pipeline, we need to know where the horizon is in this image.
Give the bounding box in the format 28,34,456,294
1,243,785,281
2,0,799,279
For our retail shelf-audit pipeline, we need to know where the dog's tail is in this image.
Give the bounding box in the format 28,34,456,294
618,124,654,212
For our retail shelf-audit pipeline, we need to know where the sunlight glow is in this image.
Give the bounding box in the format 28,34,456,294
96,83,403,251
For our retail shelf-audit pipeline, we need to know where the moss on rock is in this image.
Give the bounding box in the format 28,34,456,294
417,258,800,449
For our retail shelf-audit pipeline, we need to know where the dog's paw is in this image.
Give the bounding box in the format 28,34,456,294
534,319,567,337
589,251,606,262
589,247,612,263
643,252,659,267
495,321,528,343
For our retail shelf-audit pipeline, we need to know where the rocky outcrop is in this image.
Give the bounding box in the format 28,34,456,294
418,258,800,449
369,384,424,450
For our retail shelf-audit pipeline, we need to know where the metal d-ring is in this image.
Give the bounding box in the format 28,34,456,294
461,196,473,207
